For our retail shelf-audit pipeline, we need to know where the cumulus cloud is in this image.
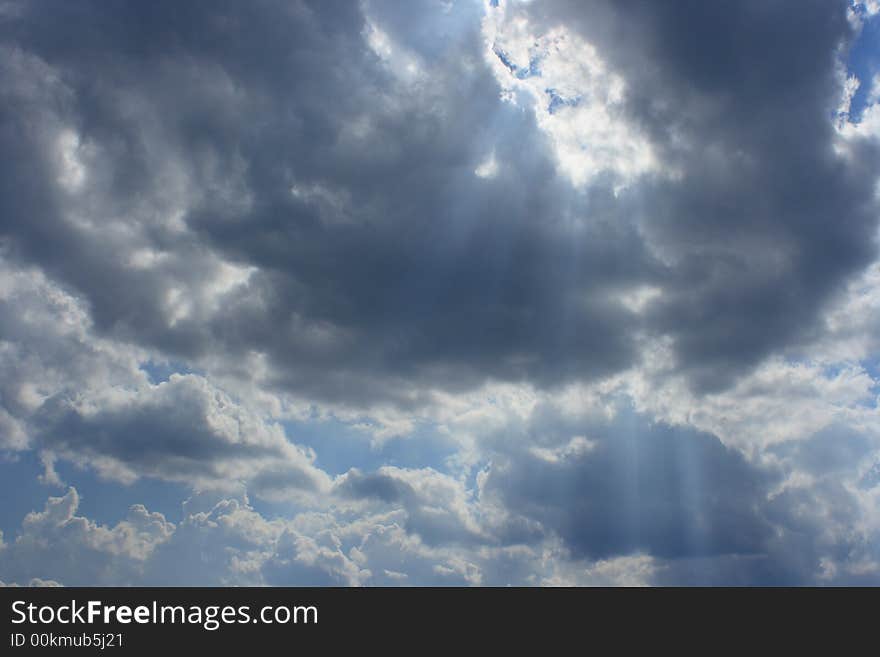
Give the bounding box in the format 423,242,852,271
33,373,332,497
0,486,657,586
0,258,330,499
1,0,880,586
1,0,876,404
0,488,173,586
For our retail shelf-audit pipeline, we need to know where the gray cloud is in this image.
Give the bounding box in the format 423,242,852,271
517,0,880,389
0,487,645,586
1,0,880,586
0,0,676,405
0,261,331,499
481,412,777,561
32,373,331,497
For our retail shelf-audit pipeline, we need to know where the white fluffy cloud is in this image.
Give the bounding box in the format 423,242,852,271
0,259,330,499
0,486,661,586
4,240,880,584
481,1,660,188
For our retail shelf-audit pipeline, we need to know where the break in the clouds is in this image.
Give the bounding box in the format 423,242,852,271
1,0,880,586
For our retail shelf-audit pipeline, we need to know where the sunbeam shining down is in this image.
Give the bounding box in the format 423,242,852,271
1,0,880,588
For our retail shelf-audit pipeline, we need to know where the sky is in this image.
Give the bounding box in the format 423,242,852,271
1,0,880,586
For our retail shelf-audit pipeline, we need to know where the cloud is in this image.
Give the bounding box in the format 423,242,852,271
0,579,63,587
32,373,332,498
1,0,875,409
0,486,653,586
0,259,331,500
0,488,173,586
481,413,776,561
0,0,717,405
1,0,880,586
512,0,880,388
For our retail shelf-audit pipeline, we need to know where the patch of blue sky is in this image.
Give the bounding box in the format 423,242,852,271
816,357,880,409
858,354,880,386
820,360,850,379
0,451,50,538
546,88,580,114
139,359,199,384
859,459,880,490
51,459,189,526
283,417,460,477
0,452,189,537
492,44,541,80
464,460,491,499
245,495,311,523
846,9,880,118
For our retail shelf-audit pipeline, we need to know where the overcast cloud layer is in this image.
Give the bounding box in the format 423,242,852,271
2,0,880,586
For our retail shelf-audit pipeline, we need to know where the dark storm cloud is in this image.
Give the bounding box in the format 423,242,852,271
480,408,778,562
1,0,878,406
521,0,880,389
0,0,657,406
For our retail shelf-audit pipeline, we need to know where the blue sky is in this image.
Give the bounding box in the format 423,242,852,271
849,3,880,117
1,0,880,586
